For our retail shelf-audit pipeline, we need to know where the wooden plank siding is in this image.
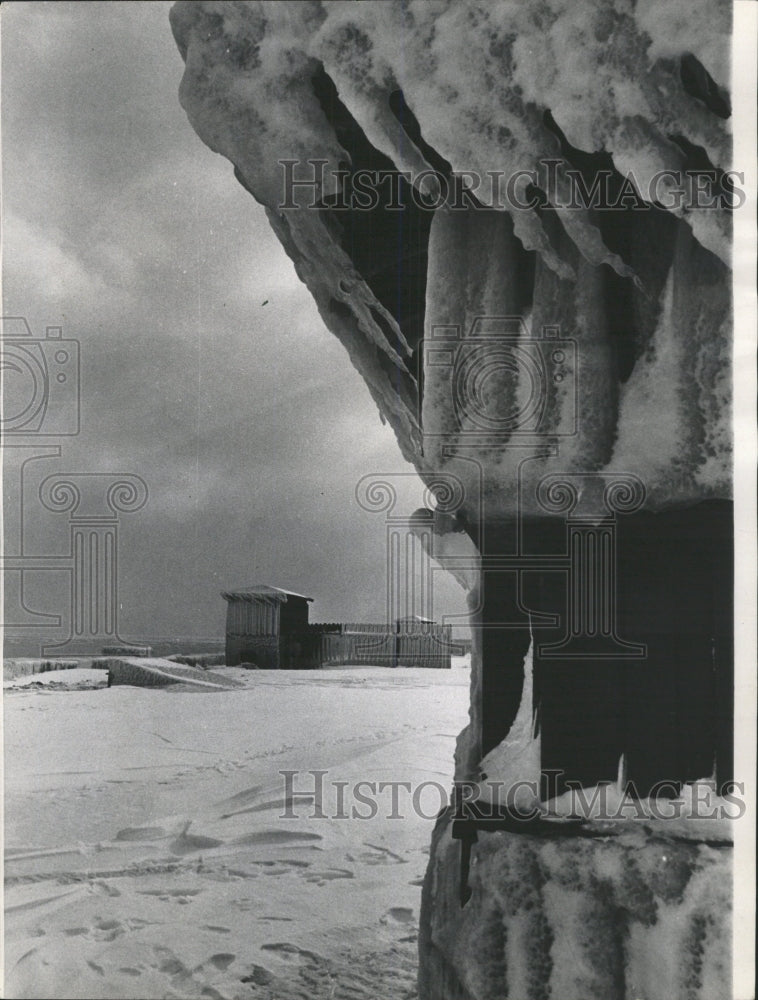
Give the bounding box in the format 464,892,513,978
225,595,280,637
223,590,458,669
319,624,456,668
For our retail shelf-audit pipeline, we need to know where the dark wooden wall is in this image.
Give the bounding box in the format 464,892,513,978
481,500,733,797
279,597,311,635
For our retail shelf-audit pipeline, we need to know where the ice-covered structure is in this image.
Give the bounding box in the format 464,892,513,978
170,2,734,997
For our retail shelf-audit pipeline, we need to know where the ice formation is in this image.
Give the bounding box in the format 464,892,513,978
170,3,734,997
420,814,732,1000
170,0,732,517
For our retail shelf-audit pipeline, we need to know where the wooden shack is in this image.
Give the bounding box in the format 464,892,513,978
222,585,318,669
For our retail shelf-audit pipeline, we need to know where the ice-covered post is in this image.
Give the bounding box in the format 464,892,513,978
169,2,737,996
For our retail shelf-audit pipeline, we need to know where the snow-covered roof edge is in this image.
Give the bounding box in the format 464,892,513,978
221,585,314,603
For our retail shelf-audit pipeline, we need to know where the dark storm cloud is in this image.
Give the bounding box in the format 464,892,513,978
2,2,466,642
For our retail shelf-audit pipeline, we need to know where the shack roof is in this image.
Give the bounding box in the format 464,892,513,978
221,584,314,603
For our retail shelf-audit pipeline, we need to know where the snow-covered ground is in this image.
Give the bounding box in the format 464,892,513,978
3,661,470,999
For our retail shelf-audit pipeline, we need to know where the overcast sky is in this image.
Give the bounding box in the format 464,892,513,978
2,1,466,648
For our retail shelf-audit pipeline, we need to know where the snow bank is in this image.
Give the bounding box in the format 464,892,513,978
3,659,79,680
106,657,242,690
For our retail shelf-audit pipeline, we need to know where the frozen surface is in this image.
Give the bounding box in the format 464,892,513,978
4,663,470,999
422,814,732,1000
3,668,108,692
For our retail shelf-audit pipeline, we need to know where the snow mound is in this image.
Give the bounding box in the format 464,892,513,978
107,657,242,690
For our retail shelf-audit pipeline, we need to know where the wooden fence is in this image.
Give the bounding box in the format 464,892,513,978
318,624,456,668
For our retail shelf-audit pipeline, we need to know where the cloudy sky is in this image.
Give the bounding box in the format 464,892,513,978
2,1,466,649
